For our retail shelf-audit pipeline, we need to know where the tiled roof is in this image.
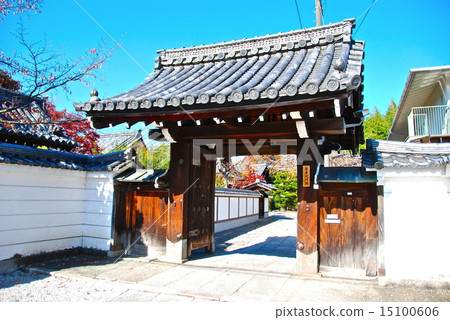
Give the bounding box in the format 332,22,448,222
215,187,261,197
115,168,167,182
0,88,77,151
362,139,450,169
75,19,364,112
97,130,142,153
318,167,376,182
242,181,277,191
0,142,133,171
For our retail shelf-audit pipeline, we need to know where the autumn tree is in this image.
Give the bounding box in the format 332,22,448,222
0,22,114,117
232,167,265,189
0,69,21,91
45,102,99,155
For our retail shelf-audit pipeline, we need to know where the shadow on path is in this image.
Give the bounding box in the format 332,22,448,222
190,213,296,260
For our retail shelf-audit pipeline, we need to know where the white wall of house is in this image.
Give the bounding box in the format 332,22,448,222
214,189,261,233
0,164,268,262
264,197,269,213
82,172,114,251
379,165,450,284
0,164,115,261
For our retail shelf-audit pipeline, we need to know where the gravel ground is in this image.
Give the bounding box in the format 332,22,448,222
0,270,129,302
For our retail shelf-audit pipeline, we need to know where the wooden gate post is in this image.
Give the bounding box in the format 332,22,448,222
296,139,319,274
166,141,192,262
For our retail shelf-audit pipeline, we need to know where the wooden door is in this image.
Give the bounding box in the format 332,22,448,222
128,190,169,256
318,184,377,276
187,154,215,255
259,196,265,218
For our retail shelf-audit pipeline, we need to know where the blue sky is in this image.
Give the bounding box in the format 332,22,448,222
2,0,450,133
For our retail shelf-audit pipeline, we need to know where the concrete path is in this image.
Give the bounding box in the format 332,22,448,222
22,212,449,302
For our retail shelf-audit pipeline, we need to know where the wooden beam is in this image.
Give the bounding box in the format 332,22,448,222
87,95,345,129
165,118,347,141
173,120,298,140
308,118,346,135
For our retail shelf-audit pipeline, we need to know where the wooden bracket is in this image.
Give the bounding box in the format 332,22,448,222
334,99,341,117
296,120,309,138
161,128,176,143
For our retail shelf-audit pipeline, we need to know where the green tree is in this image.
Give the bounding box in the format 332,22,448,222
144,143,170,169
362,99,397,145
270,171,297,211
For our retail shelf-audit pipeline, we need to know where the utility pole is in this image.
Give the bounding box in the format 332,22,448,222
315,0,323,26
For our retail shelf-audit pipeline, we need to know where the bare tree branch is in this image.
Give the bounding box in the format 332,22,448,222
0,0,44,21
0,21,116,115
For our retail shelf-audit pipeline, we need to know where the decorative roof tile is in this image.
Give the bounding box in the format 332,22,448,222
75,19,364,112
362,140,450,169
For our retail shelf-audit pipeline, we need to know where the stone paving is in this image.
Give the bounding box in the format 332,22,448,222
5,212,449,302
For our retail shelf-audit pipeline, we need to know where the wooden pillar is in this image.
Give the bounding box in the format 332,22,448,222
296,139,319,274
377,185,385,277
165,141,192,263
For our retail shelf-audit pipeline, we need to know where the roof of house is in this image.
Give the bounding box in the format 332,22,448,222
215,187,261,197
362,139,450,169
115,168,167,182
318,167,376,183
0,87,77,151
97,130,143,153
75,19,363,114
0,142,133,172
242,181,277,191
388,65,450,141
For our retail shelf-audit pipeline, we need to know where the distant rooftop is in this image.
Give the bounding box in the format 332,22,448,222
362,139,450,169
0,87,76,151
0,142,133,172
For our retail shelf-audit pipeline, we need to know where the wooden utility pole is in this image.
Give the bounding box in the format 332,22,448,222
315,0,323,26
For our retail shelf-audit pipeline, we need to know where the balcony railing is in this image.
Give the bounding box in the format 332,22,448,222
408,105,450,137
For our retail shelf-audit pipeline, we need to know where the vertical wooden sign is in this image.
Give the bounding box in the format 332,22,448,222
302,165,310,187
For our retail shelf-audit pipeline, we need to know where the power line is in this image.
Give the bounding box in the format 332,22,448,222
294,0,303,29
321,0,325,24
355,0,379,36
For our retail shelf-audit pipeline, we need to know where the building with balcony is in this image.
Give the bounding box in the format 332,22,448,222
389,66,450,143
361,66,450,286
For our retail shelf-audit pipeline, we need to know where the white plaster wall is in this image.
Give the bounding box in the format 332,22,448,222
215,215,259,233
264,198,269,213
0,164,85,261
229,197,239,219
238,197,247,217
214,191,261,232
217,197,229,221
82,172,114,251
382,168,450,282
253,198,259,214
0,164,115,261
